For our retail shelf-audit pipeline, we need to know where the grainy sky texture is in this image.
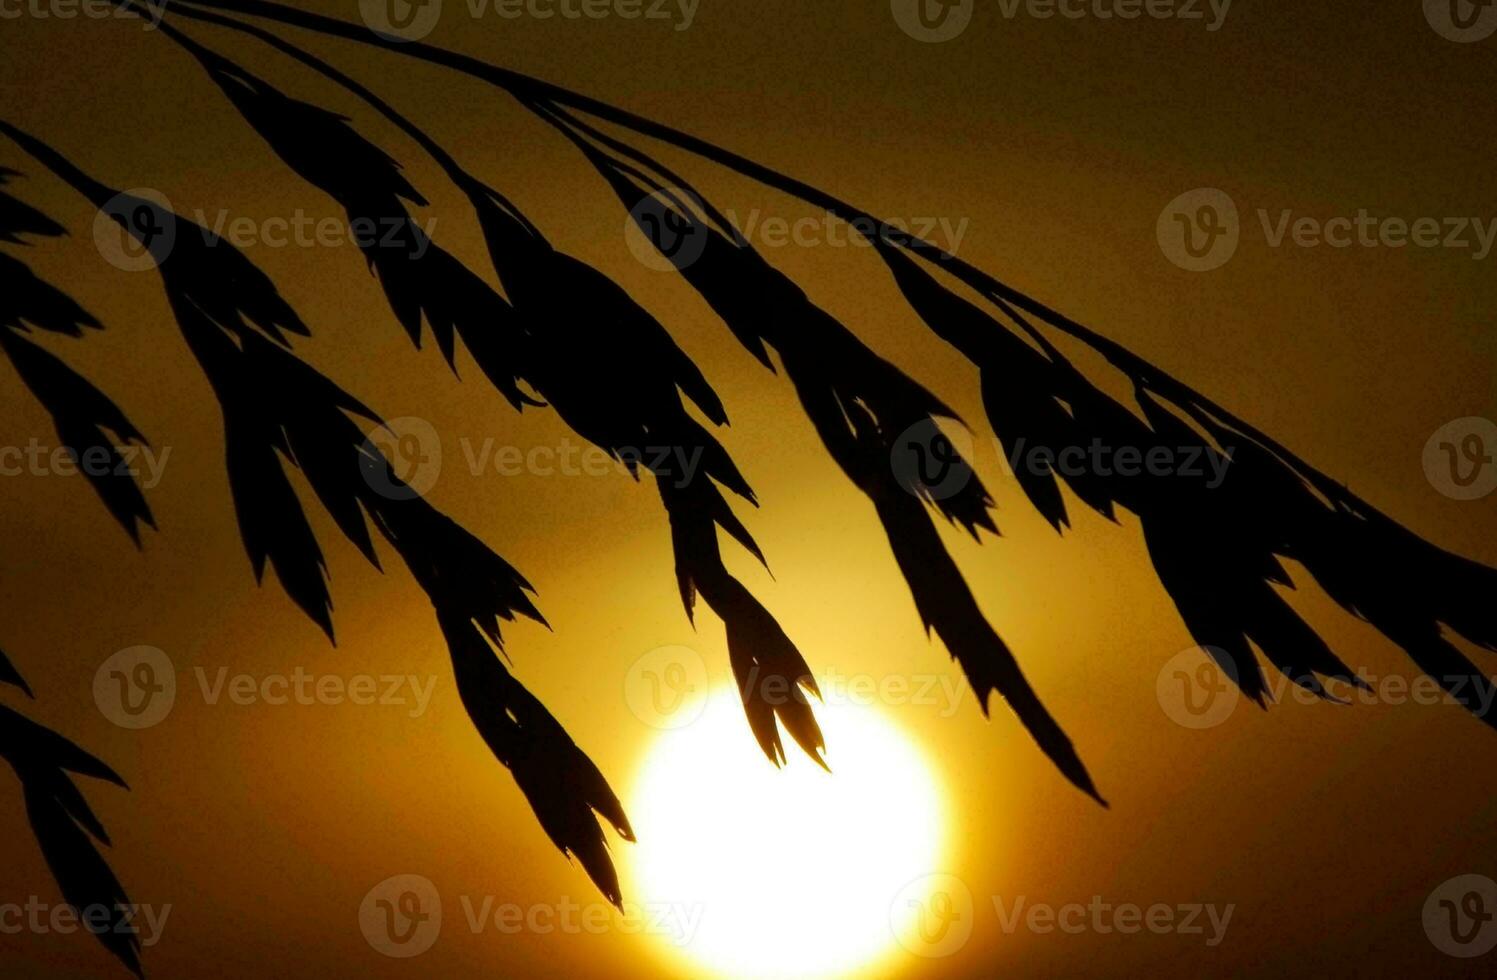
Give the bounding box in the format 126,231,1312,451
1,2,1495,977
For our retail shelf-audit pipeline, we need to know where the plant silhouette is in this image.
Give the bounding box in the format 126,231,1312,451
2,5,1494,975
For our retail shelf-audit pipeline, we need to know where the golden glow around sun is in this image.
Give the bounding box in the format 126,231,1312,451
625,686,948,979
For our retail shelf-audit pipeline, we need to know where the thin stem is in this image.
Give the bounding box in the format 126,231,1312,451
151,0,1372,512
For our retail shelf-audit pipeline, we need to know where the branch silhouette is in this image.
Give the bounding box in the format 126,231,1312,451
0,121,634,913
1,169,145,977
1,168,156,543
149,9,830,769
0,644,33,697
3,6,1495,974
0,704,140,978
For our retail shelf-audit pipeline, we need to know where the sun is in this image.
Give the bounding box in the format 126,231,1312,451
625,684,949,979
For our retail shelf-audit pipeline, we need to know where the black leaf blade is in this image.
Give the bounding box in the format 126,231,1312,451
0,704,138,978
0,328,155,544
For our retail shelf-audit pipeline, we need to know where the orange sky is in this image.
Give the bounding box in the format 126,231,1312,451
2,2,1495,977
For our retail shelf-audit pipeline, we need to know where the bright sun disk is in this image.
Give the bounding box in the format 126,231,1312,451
626,685,948,979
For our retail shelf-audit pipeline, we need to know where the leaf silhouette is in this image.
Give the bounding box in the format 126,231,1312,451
874,226,1497,720
1,166,155,543
439,609,635,906
162,24,536,409
4,7,1496,962
0,166,66,242
469,175,827,767
525,106,1100,800
0,251,102,338
0,644,34,697
0,703,139,978
163,12,831,769
2,121,634,904
0,330,156,544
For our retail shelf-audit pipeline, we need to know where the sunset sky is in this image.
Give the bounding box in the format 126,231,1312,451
2,2,1495,977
